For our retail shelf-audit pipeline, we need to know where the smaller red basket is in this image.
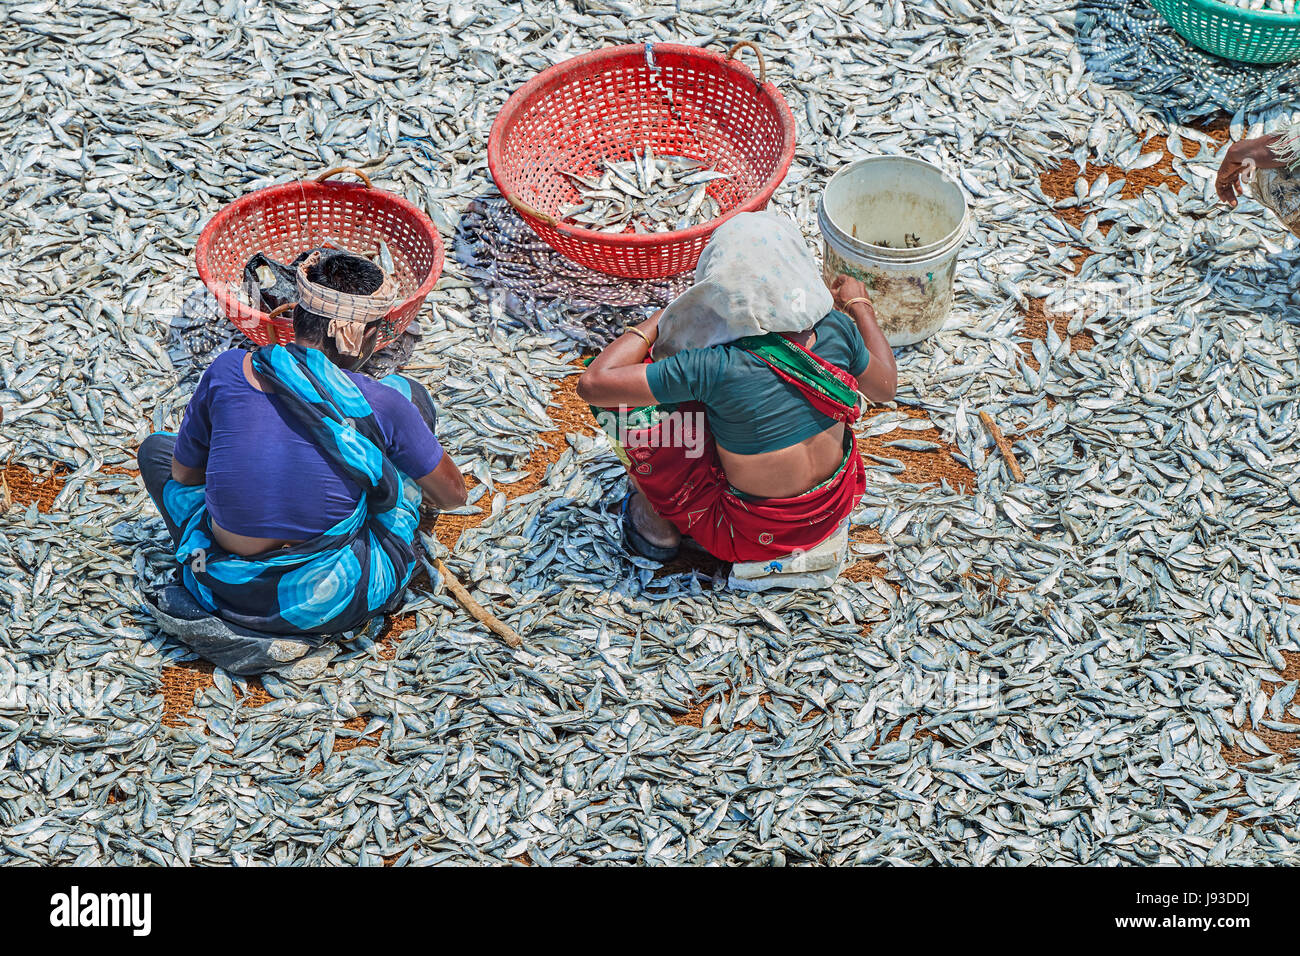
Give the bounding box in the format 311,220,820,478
196,167,443,348
488,41,797,280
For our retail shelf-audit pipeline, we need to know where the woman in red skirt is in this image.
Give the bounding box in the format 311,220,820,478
577,212,896,564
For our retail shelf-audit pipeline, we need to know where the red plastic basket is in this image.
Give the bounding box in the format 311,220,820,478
488,41,797,280
195,167,444,348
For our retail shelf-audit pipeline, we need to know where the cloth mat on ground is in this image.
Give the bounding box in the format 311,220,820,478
142,584,344,678
455,196,694,348
727,519,850,592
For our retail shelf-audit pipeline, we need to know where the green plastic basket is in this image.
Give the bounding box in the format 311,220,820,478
1149,0,1300,63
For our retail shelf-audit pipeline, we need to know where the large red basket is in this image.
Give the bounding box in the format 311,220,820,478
488,42,797,280
196,167,444,348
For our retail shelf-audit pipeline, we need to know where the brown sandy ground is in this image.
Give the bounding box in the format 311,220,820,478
671,665,812,731
424,360,595,552
3,461,139,514
1020,296,1096,372
1220,650,1300,767
160,658,379,755
1218,648,1300,827
2,461,70,513
1038,114,1231,232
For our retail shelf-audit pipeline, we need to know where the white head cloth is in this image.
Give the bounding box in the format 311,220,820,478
295,250,399,356
652,211,834,359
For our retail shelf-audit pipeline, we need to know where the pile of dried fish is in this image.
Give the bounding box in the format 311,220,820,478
1,0,1300,867
1079,0,1300,117
1222,0,1297,12
559,150,726,233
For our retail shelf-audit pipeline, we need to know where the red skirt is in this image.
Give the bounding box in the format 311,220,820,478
617,402,864,563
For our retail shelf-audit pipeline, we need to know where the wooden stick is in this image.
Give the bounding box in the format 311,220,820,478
979,411,1025,482
435,558,523,648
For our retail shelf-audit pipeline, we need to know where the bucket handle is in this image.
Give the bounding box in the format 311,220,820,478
504,192,560,228
314,166,373,188
265,302,295,345
726,41,767,85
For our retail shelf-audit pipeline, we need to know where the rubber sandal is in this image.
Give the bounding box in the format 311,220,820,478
620,491,679,561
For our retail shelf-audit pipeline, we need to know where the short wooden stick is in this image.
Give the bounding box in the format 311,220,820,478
436,558,523,648
979,411,1025,482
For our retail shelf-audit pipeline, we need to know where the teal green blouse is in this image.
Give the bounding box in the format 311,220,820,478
644,310,869,455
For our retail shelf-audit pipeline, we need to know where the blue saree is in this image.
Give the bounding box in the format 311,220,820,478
160,344,422,636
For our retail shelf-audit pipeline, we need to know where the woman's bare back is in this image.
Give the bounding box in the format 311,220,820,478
717,421,846,499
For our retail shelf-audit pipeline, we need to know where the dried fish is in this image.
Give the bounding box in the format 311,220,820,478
559,150,726,233
0,0,1296,869
1218,0,1296,11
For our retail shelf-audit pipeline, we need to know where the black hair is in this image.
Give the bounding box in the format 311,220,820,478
292,251,385,344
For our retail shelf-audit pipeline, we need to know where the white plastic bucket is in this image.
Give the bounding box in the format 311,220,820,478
817,156,968,347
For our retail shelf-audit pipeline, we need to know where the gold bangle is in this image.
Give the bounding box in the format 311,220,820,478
841,297,873,312
625,326,654,348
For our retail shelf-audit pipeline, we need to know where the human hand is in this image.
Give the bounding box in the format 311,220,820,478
830,274,870,311
1218,136,1283,207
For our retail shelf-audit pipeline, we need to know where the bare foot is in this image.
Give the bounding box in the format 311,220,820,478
630,492,681,549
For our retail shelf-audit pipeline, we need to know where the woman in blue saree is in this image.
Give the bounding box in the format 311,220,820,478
137,251,466,674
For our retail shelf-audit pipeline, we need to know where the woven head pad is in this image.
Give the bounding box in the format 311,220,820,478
295,250,399,356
